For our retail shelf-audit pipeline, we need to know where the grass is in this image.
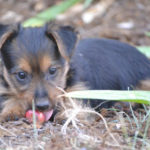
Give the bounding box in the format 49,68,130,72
61,95,118,145
141,110,150,149
84,0,93,8
23,0,81,27
137,46,150,58
32,99,38,142
61,94,150,149
145,32,150,37
64,89,150,149
65,90,150,105
1,100,150,149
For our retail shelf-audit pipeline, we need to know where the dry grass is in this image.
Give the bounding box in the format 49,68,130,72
0,91,150,150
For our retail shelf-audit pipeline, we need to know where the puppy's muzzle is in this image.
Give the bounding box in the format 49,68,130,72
34,87,51,111
35,98,50,111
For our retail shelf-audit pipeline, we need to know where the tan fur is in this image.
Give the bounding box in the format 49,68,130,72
66,82,88,93
0,31,14,49
0,98,29,122
136,79,150,91
3,67,18,94
19,58,31,73
52,32,70,61
47,24,79,62
0,25,18,49
0,81,34,122
39,55,51,72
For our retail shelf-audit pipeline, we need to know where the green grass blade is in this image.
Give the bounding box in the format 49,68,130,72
23,0,81,27
145,32,150,37
84,0,93,8
137,46,150,58
66,90,150,104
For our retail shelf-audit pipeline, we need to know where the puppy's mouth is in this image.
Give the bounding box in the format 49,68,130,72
25,109,54,123
43,109,54,121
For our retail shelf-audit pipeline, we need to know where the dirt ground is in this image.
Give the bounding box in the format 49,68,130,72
0,0,150,149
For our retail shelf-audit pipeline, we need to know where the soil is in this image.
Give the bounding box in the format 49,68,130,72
0,0,150,149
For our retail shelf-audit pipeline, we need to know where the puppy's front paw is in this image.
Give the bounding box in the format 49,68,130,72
0,105,26,122
0,111,25,122
0,112,22,122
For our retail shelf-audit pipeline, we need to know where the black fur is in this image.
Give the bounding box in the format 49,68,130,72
67,38,150,108
0,24,9,36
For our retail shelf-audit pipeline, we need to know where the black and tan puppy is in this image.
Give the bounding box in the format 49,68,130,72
0,23,150,122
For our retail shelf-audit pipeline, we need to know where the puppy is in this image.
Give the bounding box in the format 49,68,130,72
0,23,150,122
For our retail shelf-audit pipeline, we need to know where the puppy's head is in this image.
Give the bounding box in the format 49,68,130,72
0,23,78,119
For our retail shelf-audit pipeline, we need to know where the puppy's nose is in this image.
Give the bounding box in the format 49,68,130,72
34,87,50,111
35,99,50,111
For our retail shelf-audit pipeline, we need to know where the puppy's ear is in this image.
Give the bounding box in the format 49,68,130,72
0,24,19,70
0,24,9,36
0,24,19,50
46,24,79,62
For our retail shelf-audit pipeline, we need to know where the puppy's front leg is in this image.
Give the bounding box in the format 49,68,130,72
0,99,29,122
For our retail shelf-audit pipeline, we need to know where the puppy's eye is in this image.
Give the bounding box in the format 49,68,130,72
49,67,57,75
17,71,27,80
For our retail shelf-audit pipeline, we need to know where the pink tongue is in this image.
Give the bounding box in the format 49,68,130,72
43,110,53,121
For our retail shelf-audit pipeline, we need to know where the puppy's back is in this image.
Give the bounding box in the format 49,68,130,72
71,38,150,90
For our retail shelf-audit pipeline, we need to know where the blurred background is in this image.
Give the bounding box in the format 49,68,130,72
0,0,150,46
